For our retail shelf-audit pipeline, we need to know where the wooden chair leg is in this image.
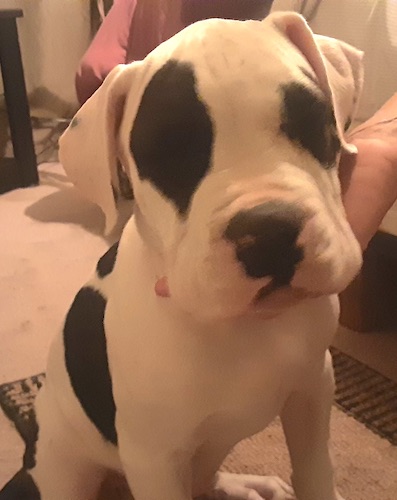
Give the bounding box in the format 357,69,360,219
0,11,38,191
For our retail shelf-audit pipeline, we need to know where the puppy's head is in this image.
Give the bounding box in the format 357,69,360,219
60,12,363,320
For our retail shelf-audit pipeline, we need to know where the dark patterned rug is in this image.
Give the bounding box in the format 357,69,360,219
0,374,43,469
0,348,396,467
331,348,397,445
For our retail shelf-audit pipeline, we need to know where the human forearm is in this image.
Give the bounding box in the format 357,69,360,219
340,93,397,250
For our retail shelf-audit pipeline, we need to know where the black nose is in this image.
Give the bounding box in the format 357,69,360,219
224,201,305,285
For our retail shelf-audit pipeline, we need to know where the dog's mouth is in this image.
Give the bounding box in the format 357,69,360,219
250,279,322,316
154,273,322,319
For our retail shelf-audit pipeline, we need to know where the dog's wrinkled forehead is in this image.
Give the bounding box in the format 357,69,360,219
129,18,339,215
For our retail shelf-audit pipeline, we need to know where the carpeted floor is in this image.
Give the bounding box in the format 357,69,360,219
1,163,397,499
0,163,131,385
0,163,131,486
0,348,397,499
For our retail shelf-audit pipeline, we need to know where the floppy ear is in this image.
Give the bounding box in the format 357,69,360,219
59,62,143,233
268,11,364,155
315,34,364,136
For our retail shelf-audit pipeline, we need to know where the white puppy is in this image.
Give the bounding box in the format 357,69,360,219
1,12,363,500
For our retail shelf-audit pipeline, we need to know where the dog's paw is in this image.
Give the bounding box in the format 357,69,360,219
213,472,295,500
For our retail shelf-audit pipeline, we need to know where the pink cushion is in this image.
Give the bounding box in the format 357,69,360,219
76,0,273,105
76,0,138,105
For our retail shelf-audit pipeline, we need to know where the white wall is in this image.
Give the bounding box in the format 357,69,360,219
1,0,91,113
272,0,397,123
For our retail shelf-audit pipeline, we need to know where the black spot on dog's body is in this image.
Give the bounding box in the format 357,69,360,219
280,82,340,168
0,469,41,499
225,201,305,284
130,59,213,215
64,287,117,445
97,242,119,278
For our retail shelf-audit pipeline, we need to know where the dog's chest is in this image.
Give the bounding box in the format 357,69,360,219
105,285,337,449
98,232,338,445
57,228,338,484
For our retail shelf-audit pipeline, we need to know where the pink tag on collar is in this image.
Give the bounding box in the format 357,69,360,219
155,276,170,298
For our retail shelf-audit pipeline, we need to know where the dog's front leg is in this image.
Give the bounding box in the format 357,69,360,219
118,433,193,500
280,350,344,500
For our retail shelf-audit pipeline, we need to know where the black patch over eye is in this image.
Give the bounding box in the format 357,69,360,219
279,82,340,168
130,59,213,215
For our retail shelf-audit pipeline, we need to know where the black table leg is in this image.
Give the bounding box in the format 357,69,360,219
0,15,38,189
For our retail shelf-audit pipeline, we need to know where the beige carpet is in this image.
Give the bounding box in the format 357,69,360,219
223,412,397,500
0,163,131,385
1,164,396,498
95,409,397,500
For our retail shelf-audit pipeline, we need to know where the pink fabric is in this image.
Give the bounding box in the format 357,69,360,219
76,0,273,105
126,0,185,63
76,0,138,105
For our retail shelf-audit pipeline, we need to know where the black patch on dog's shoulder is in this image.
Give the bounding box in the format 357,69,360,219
280,82,340,168
0,469,41,499
97,242,119,278
64,287,117,445
130,59,213,215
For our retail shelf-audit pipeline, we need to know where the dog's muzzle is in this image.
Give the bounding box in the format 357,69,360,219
224,201,306,286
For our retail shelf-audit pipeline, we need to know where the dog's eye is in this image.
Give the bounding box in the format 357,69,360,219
130,59,214,215
279,82,340,168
